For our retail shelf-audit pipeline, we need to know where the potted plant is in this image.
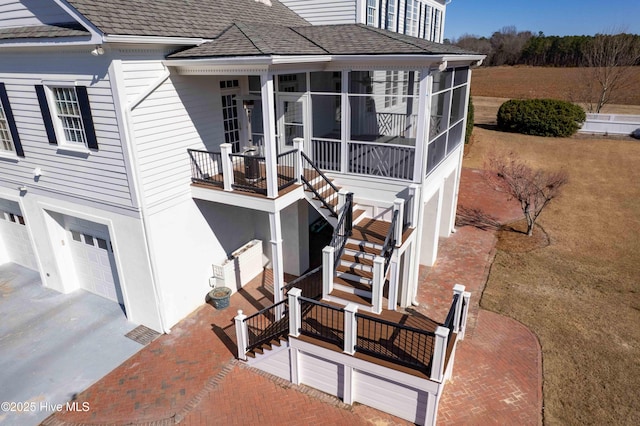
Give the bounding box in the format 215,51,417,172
206,286,231,309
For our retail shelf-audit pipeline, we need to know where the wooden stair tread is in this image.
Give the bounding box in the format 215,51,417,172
328,289,372,306
344,242,380,255
337,264,373,279
334,276,372,292
340,253,374,266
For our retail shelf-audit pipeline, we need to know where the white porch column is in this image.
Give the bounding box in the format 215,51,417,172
371,256,385,314
408,183,419,228
288,287,302,338
293,137,304,184
430,326,450,382
234,310,248,361
269,211,285,303
452,284,465,333
393,198,404,246
387,253,399,311
343,302,358,355
412,68,431,183
340,71,350,174
322,246,335,298
220,143,234,191
260,72,279,198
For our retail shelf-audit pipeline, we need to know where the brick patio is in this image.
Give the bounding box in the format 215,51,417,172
44,168,542,426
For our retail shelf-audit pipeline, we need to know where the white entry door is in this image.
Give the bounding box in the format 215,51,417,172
0,200,37,270
67,223,123,305
277,94,308,154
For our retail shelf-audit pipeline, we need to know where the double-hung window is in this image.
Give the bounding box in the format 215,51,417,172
35,84,98,151
386,0,396,31
405,0,418,37
0,82,24,157
366,0,378,27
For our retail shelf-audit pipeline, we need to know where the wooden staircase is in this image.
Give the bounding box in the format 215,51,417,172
328,219,392,311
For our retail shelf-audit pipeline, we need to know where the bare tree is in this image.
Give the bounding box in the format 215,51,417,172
487,152,568,236
582,31,640,113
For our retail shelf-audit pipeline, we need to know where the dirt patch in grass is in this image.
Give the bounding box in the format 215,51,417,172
496,220,550,253
465,126,640,425
471,66,640,106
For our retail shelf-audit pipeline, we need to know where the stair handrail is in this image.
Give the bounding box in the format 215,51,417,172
300,151,339,217
381,209,399,273
330,192,353,269
243,299,289,352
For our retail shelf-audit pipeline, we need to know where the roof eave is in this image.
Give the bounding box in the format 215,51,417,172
104,34,209,45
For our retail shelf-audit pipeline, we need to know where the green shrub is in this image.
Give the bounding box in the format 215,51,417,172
465,97,474,144
497,99,586,137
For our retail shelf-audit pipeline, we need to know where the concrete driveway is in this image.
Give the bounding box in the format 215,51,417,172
0,263,144,426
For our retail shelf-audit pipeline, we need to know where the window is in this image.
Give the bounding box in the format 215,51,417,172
0,97,13,153
35,84,98,150
424,5,432,41
405,0,418,37
0,82,23,157
220,80,241,153
386,0,396,31
384,71,399,108
366,0,378,27
433,9,442,42
52,87,86,145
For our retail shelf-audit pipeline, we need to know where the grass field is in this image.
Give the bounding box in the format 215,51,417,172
465,91,640,424
471,66,640,108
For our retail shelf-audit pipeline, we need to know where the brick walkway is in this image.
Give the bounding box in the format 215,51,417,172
45,168,542,426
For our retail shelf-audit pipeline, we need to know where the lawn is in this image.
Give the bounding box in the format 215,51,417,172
463,124,640,425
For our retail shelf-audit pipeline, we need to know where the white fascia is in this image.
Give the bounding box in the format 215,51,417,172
53,0,104,43
103,34,209,46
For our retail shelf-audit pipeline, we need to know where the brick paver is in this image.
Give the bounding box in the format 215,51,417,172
45,168,542,426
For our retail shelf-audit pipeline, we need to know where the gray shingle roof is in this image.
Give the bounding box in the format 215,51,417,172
168,24,478,59
0,23,88,40
65,0,309,38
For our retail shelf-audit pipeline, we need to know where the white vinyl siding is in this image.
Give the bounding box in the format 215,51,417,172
0,0,74,28
130,73,223,211
279,0,357,25
0,50,134,208
299,352,344,399
120,54,170,105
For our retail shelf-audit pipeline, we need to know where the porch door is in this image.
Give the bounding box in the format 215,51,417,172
277,94,307,154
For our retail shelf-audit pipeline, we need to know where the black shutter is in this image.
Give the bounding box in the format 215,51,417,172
35,84,57,145
75,86,98,150
0,83,24,157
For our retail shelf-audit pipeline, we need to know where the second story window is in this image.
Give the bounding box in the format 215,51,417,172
366,0,378,27
0,98,13,153
405,0,418,37
35,84,98,151
386,0,396,31
0,82,24,157
52,87,86,146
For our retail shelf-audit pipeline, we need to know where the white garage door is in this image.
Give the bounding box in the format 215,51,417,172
0,200,38,270
67,220,123,306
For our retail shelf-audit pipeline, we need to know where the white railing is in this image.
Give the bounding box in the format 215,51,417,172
348,141,415,180
360,112,419,138
310,138,341,171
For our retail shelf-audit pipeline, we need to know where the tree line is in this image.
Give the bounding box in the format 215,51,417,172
449,26,640,67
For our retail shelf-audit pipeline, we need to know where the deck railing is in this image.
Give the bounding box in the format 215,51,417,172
443,293,460,335
348,141,415,180
380,209,399,273
300,151,340,217
310,138,341,172
188,149,224,187
276,149,298,191
244,300,289,352
330,192,353,268
355,312,436,373
229,151,268,195
298,296,344,347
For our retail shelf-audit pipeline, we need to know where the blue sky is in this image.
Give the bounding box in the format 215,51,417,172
444,0,640,40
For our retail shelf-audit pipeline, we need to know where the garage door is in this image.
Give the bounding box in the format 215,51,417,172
66,219,124,306
0,199,38,270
